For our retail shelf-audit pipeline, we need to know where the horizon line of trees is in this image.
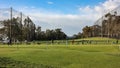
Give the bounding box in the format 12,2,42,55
73,11,120,39
0,12,120,42
0,17,67,42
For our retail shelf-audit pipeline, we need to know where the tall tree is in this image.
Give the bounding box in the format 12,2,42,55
82,26,92,38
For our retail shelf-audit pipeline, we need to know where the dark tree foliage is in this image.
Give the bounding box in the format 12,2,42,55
0,17,36,42
0,17,67,42
35,28,67,41
81,12,120,39
82,26,93,38
23,17,36,41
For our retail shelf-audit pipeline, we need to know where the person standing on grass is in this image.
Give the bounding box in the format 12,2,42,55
72,40,74,45
52,40,54,44
116,39,118,44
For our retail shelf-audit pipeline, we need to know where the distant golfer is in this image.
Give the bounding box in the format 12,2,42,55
72,40,74,45
116,39,118,44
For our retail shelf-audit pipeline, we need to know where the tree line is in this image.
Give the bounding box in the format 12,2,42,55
0,12,120,42
36,26,66,41
0,17,67,42
73,12,120,39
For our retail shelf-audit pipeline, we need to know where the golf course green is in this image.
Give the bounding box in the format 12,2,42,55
0,43,120,68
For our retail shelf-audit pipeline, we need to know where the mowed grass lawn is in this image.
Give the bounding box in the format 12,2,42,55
0,44,120,68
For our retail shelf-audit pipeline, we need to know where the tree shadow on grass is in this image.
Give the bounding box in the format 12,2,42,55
106,53,120,57
0,57,55,68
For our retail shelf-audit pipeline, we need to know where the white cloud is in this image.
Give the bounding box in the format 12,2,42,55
0,10,10,20
20,0,120,36
78,0,120,24
79,6,94,14
47,1,54,5
102,0,120,10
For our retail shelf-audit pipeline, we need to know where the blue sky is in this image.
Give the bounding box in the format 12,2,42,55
0,0,120,36
0,0,105,14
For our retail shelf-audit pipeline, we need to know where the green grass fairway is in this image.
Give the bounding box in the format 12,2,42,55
0,44,120,68
76,37,117,40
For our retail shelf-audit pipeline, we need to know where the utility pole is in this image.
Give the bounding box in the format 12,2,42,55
101,10,105,38
9,7,12,45
20,12,22,28
20,12,22,42
108,21,110,38
108,9,111,38
93,25,95,37
101,16,103,38
108,13,110,38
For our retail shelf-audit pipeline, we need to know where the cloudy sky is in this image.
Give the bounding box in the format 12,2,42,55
0,0,120,36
